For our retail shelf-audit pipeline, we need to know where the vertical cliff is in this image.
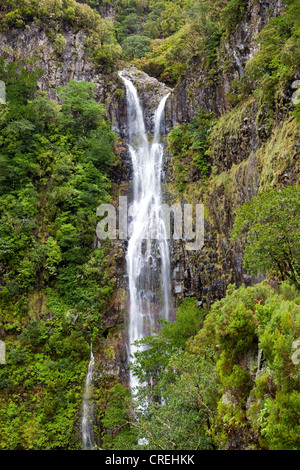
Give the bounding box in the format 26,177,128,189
161,0,300,308
0,0,299,450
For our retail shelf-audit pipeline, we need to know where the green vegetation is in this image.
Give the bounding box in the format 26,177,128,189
0,0,122,70
132,0,245,83
168,108,216,191
242,0,300,109
220,0,246,34
232,186,300,287
0,0,299,452
0,60,119,449
102,281,300,450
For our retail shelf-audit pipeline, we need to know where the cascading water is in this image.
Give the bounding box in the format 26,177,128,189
119,71,171,394
82,345,95,450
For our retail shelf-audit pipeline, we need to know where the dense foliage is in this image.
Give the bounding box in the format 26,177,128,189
0,61,118,449
0,0,299,452
0,0,122,70
242,0,300,108
232,186,300,288
102,282,300,450
132,0,246,83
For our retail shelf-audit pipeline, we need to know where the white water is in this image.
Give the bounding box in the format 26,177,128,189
119,72,171,394
82,345,95,450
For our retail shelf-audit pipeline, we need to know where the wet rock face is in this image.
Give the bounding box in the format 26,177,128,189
119,66,173,135
114,66,174,186
0,23,136,186
167,120,270,307
112,62,267,308
170,0,285,122
163,0,293,307
0,21,132,385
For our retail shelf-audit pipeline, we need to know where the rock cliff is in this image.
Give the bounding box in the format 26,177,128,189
0,1,299,447
1,0,297,310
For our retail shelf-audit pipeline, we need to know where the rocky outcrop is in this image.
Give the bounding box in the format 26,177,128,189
164,0,299,307
170,0,285,122
168,110,299,307
119,66,173,133
0,23,106,99
0,22,130,183
0,0,298,398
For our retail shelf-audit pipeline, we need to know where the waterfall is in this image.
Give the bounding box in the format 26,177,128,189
82,345,95,450
119,72,171,394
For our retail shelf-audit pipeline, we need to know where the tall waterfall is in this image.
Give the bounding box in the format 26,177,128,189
119,72,171,393
82,345,95,450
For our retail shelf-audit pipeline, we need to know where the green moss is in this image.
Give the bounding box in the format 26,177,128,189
190,281,300,448
256,117,300,190
168,107,216,192
210,96,255,142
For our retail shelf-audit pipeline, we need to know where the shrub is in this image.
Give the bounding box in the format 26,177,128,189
231,186,300,287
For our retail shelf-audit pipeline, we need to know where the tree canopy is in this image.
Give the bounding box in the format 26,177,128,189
231,186,300,287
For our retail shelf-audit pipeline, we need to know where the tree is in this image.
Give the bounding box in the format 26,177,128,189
231,186,300,286
129,298,204,397
56,80,106,134
122,35,151,59
130,352,219,450
121,298,220,450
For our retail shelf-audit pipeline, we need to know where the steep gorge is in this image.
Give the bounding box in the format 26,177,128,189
0,0,299,450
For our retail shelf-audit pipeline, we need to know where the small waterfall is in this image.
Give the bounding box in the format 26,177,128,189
119,71,171,395
82,345,95,450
